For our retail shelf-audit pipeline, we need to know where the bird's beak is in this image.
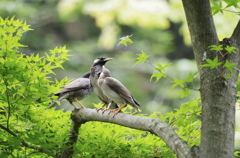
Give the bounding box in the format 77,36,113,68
105,58,113,61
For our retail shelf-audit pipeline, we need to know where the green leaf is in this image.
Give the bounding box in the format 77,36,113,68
224,74,231,79
223,60,237,73
202,57,222,69
150,63,170,82
234,150,240,157
179,88,192,98
172,78,185,89
211,1,223,15
223,0,240,8
134,51,149,66
155,63,171,72
225,45,237,54
208,45,223,51
150,72,166,82
118,34,133,46
185,71,199,82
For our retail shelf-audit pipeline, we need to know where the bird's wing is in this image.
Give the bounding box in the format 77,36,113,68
55,78,90,95
105,77,140,109
104,77,133,102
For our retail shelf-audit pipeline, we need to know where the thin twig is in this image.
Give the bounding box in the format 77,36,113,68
222,9,240,14
128,44,199,91
3,80,11,129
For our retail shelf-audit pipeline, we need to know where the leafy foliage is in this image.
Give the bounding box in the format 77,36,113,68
126,35,199,98
223,60,237,73
202,44,238,79
75,121,175,158
208,44,223,51
0,17,202,158
150,63,171,82
158,99,201,147
211,0,240,15
134,51,149,66
0,17,71,157
118,34,133,46
74,98,201,158
202,57,223,69
235,150,240,157
211,1,224,15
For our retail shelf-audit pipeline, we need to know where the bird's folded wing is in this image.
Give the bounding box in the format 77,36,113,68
105,77,132,101
55,78,90,94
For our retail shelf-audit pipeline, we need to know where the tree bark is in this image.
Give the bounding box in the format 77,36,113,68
68,108,195,158
57,121,80,158
182,0,239,157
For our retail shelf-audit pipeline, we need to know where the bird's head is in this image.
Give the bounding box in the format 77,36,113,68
92,57,113,67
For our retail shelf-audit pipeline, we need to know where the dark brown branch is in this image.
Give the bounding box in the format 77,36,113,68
0,124,54,157
68,108,194,158
56,121,80,158
0,124,17,137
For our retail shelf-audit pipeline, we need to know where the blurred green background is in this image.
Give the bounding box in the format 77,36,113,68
1,0,239,148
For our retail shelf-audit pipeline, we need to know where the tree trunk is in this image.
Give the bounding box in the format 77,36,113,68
182,0,240,157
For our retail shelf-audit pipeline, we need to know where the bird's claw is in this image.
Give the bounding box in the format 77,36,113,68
102,109,109,114
96,108,104,112
74,107,84,110
107,109,122,118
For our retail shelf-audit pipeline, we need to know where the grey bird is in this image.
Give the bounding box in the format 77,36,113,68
97,58,141,117
90,57,118,111
50,72,93,109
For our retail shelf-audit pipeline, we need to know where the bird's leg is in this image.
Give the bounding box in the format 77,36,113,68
102,102,112,114
74,97,85,109
96,103,106,112
109,104,127,118
69,101,80,110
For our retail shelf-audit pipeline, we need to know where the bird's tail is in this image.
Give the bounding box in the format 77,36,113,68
49,99,58,108
49,93,69,108
132,97,141,111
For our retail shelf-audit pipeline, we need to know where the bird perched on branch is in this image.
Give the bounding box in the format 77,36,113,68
50,72,93,109
90,57,118,111
93,57,141,117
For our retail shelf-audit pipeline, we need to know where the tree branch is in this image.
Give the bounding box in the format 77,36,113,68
182,0,219,68
56,121,80,158
0,124,54,157
68,108,194,158
231,20,240,67
231,20,240,41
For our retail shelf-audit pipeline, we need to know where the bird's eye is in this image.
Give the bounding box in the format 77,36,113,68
98,57,105,60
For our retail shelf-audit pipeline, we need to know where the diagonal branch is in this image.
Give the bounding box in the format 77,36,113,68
231,20,240,41
69,108,195,158
0,124,17,137
230,20,240,67
0,124,54,157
